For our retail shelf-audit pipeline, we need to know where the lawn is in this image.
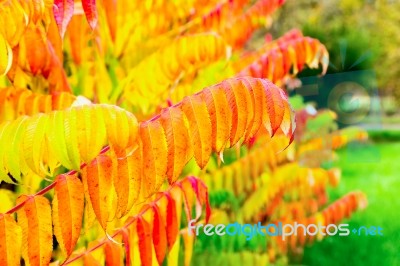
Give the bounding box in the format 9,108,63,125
303,141,400,266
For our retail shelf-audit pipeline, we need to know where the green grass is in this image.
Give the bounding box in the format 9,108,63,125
367,129,400,142
302,141,400,266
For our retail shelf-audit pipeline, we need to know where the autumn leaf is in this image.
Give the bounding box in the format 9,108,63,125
0,87,76,123
165,192,178,249
120,33,228,115
82,0,98,30
223,79,250,146
159,108,193,183
0,214,22,266
0,33,12,76
180,94,212,169
136,217,152,266
17,195,52,266
139,121,168,198
18,25,50,75
53,0,74,37
104,240,123,266
237,36,329,83
61,176,224,265
181,228,194,266
152,205,168,264
112,150,142,218
81,154,115,230
0,104,139,182
202,87,232,153
52,173,84,256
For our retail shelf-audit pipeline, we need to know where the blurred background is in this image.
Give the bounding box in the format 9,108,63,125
270,1,400,265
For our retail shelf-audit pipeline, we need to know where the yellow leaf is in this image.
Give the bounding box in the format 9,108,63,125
17,195,53,266
0,121,15,183
102,104,139,154
23,114,49,175
0,104,139,182
0,189,15,212
0,214,22,266
0,33,13,76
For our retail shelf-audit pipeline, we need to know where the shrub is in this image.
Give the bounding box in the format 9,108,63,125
0,0,367,265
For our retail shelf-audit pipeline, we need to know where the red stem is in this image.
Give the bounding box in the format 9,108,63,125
5,146,110,214
6,181,57,214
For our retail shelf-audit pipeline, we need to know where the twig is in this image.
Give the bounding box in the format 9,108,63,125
5,146,110,214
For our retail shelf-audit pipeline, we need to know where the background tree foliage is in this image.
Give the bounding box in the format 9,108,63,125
0,0,378,265
273,0,400,108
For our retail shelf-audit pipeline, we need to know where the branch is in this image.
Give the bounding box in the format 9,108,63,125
5,146,110,214
62,182,174,265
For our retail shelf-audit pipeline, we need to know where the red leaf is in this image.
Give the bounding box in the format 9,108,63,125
152,205,167,264
189,177,211,223
120,228,131,266
82,0,98,30
53,0,74,37
136,217,152,266
165,193,178,249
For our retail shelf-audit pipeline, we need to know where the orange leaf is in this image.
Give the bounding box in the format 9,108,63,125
52,173,84,256
201,86,232,152
112,150,142,218
223,79,249,146
102,0,116,42
139,121,168,198
264,80,285,134
279,91,295,137
179,180,196,222
104,240,122,266
81,155,114,230
137,217,152,266
43,40,71,93
19,25,50,75
17,195,52,266
84,252,102,265
241,78,265,142
159,107,192,183
147,77,295,175
181,94,212,168
67,14,86,65
0,214,22,266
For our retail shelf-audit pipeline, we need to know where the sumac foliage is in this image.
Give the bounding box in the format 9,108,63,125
0,0,367,265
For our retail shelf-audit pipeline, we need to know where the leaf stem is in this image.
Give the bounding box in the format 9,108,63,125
6,181,57,214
